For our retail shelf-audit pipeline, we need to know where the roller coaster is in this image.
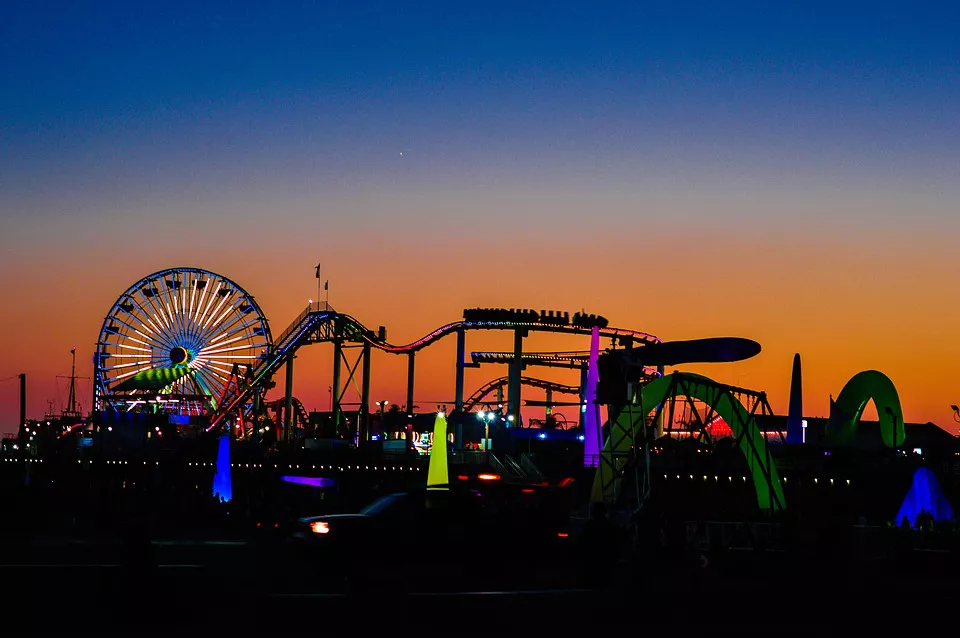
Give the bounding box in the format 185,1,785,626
208,301,663,439
93,268,916,517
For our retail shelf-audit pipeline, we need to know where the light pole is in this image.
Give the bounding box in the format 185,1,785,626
477,410,495,450
376,400,389,439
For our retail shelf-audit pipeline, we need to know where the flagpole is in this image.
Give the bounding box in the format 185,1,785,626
315,262,321,309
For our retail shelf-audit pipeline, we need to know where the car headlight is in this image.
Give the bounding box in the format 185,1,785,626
310,521,330,535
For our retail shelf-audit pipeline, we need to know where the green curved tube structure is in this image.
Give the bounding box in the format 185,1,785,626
826,370,904,448
592,372,785,512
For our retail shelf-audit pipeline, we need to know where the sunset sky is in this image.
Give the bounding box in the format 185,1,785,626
2,2,959,436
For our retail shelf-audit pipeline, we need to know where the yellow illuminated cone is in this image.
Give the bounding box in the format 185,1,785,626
426,411,449,490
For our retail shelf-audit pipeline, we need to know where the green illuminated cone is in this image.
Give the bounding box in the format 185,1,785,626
426,412,449,490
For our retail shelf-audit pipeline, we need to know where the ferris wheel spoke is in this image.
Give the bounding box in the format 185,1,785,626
192,369,217,401
188,276,199,324
171,276,191,343
195,367,227,400
206,320,259,348
199,360,237,377
192,277,213,334
179,278,199,343
158,275,187,343
199,294,233,338
137,279,170,333
136,286,172,337
113,311,172,351
197,282,224,331
199,306,246,344
155,282,182,341
198,342,263,357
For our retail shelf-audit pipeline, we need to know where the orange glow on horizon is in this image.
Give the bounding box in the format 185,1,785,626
3,225,960,436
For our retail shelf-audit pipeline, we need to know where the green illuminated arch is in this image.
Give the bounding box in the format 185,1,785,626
826,370,904,448
592,372,785,512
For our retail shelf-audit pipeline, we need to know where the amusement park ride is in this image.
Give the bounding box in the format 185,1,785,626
93,267,663,442
89,267,914,515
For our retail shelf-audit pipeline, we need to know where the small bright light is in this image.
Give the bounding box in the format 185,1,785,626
507,415,514,422
310,521,330,535
477,411,486,420
477,473,501,481
437,411,444,417
384,400,389,406
538,432,547,440
577,435,584,442
107,427,113,432
264,426,270,431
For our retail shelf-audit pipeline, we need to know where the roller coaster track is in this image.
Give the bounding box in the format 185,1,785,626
463,376,581,413
210,302,661,429
470,350,661,378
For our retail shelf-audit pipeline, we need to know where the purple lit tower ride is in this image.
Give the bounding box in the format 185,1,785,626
583,326,601,467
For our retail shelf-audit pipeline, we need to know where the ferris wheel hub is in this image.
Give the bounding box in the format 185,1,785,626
170,346,190,365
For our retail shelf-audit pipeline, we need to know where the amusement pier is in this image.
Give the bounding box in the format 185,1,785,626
3,266,959,632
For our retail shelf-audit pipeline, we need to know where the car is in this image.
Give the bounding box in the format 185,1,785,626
288,480,579,593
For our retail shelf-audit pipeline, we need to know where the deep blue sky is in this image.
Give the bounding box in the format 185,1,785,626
4,1,958,203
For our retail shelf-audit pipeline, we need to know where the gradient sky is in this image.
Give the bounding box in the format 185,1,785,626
2,1,959,435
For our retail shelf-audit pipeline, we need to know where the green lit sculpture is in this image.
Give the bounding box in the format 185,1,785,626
826,370,904,448
591,372,785,512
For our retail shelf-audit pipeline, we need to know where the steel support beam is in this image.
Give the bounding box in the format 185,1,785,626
284,354,295,442
19,374,26,430
508,329,524,424
454,327,465,448
360,341,371,446
332,337,343,435
406,352,415,446
579,366,588,424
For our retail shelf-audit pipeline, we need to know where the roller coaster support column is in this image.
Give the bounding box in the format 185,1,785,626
454,327,465,449
406,353,415,441
19,373,26,433
284,354,295,443
360,342,371,446
579,366,588,418
508,329,525,425
332,335,343,436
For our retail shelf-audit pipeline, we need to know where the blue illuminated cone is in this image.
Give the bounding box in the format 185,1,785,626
212,434,232,502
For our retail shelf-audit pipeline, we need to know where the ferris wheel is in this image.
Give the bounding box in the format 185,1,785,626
94,267,272,416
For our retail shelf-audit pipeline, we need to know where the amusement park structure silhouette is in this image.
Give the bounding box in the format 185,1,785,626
86,267,922,515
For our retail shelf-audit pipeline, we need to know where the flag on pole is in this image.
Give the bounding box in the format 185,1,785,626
315,263,321,279
324,280,329,291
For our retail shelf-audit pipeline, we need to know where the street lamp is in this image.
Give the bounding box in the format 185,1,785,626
376,400,389,438
477,410,495,450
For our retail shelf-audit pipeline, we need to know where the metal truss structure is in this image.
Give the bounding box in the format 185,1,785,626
594,372,786,514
